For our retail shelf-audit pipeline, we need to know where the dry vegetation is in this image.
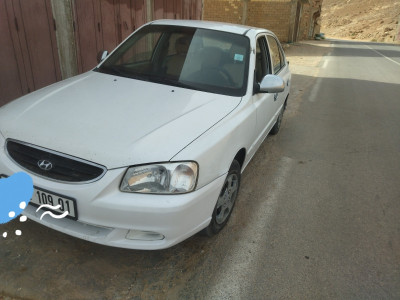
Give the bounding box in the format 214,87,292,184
321,0,400,43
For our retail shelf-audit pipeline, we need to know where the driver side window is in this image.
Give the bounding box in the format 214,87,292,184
255,36,270,84
267,35,284,74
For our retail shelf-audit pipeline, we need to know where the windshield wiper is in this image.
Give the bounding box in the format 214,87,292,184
97,65,155,82
97,67,205,92
149,76,204,92
97,65,128,77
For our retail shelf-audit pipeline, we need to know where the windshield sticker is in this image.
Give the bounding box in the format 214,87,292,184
234,54,244,62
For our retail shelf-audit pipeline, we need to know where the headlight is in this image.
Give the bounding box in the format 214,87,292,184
120,162,198,194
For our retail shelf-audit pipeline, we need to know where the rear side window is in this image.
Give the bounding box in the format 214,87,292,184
267,36,285,74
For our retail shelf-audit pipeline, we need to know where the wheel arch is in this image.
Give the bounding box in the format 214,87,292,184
234,148,246,171
284,94,289,110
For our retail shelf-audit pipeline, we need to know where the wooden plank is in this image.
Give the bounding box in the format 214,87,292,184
132,0,146,30
93,0,104,52
17,0,59,89
118,0,133,41
44,0,61,81
165,0,175,19
194,0,202,20
153,0,164,20
100,0,118,52
0,0,23,104
73,0,99,73
10,0,35,93
182,0,190,20
175,0,183,19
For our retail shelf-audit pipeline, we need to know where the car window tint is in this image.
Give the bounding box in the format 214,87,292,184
267,35,284,74
166,33,192,56
117,31,162,65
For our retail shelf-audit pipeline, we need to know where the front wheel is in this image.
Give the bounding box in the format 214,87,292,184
203,160,241,236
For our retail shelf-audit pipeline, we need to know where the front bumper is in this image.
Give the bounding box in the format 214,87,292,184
0,137,225,250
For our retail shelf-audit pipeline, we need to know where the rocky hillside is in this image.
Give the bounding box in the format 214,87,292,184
321,0,400,43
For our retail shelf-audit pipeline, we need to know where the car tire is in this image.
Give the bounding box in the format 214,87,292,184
203,160,241,237
270,105,284,135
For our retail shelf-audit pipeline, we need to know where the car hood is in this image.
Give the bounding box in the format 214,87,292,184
0,72,241,169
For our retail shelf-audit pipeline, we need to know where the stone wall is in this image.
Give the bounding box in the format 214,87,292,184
247,0,293,41
298,0,323,39
202,0,245,24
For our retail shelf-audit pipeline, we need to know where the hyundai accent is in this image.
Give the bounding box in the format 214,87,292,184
0,20,291,249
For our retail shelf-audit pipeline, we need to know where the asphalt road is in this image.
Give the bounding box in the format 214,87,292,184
1,40,399,299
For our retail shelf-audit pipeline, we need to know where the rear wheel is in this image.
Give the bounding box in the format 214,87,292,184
203,160,241,236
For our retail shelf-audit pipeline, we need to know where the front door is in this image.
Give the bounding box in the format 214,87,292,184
252,35,277,144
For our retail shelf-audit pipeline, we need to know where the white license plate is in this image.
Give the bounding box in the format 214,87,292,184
0,174,78,220
31,187,78,220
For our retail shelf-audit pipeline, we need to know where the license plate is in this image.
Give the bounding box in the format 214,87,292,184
31,188,78,220
0,174,78,220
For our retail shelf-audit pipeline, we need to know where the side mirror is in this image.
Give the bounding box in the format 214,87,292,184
259,75,285,93
97,50,108,63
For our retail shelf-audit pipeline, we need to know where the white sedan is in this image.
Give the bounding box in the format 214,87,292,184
0,19,291,249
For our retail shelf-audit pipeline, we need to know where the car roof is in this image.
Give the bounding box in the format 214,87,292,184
150,19,272,36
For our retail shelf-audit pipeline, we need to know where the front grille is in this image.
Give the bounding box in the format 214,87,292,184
6,140,106,183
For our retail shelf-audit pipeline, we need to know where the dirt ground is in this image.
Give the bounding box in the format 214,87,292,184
321,0,400,43
0,41,330,300
283,40,331,116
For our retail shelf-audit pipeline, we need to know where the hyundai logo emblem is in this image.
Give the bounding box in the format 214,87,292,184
38,159,53,171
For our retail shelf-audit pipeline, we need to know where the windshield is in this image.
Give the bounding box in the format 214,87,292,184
96,25,250,96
